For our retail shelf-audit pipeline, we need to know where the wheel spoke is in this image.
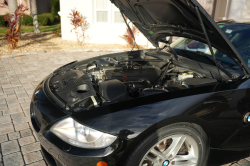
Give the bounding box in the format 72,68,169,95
153,163,162,166
173,160,196,166
163,136,186,159
139,134,200,166
150,148,166,160
145,155,156,163
172,154,197,162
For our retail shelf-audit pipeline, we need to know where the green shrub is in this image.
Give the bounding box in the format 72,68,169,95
22,14,33,26
0,14,8,27
38,16,49,26
38,13,54,25
54,15,60,23
51,0,60,16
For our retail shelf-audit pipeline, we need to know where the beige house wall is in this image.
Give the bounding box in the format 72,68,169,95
243,0,250,19
197,0,217,18
214,0,229,21
0,0,51,15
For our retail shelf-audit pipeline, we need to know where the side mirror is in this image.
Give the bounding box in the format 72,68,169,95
187,41,199,49
187,41,207,50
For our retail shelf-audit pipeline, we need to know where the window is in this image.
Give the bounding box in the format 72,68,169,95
94,0,124,24
95,0,109,23
113,5,124,23
173,38,239,71
219,23,250,68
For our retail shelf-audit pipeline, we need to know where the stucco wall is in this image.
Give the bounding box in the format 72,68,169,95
227,0,246,19
214,0,248,21
243,0,250,19
59,0,150,46
197,0,217,18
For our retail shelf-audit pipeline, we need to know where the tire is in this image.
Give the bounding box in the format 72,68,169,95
124,122,209,166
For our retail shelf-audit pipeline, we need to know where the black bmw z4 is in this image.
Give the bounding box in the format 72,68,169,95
30,0,250,166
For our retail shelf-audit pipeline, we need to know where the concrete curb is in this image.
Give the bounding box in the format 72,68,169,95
0,48,134,59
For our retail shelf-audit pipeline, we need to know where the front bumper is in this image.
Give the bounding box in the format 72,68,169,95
30,80,120,166
34,132,112,166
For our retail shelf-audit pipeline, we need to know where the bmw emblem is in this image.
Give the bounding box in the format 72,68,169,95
35,90,40,95
163,160,169,166
244,112,250,123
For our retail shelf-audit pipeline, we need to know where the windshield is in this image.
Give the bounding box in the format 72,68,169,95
171,23,250,74
219,23,250,66
172,38,240,72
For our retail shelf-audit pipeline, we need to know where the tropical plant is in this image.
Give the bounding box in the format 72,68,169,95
0,0,28,49
69,9,89,45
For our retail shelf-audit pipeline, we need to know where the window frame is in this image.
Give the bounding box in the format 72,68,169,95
94,0,111,25
111,4,124,25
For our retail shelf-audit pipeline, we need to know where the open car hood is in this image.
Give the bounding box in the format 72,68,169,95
112,0,250,75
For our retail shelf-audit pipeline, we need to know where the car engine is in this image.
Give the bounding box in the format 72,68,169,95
48,51,218,111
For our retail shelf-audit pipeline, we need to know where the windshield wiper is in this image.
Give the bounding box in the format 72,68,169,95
182,50,234,78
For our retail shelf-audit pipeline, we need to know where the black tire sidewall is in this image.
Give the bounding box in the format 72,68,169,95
125,124,208,166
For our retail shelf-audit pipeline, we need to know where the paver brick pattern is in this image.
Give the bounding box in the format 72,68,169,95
0,51,104,166
0,51,250,166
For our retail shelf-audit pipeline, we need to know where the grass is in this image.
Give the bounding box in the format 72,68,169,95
0,23,61,35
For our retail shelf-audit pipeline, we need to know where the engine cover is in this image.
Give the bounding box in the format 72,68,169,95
50,70,96,107
105,67,161,83
99,79,127,102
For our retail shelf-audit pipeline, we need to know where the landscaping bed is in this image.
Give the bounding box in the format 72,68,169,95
0,32,147,55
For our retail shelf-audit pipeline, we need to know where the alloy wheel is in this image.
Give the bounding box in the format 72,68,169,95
139,134,199,166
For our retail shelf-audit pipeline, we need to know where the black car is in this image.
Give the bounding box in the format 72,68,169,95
30,0,250,166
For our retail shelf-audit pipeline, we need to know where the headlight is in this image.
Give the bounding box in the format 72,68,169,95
50,117,117,149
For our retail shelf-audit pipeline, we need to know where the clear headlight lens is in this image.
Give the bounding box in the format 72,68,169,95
50,117,117,149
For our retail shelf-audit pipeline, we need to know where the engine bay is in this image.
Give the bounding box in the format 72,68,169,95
48,50,219,111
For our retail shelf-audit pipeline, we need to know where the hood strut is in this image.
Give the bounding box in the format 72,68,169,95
121,11,136,43
195,6,224,82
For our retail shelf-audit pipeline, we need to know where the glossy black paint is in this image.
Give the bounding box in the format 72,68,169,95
30,53,250,166
71,78,250,149
31,81,126,166
112,0,250,74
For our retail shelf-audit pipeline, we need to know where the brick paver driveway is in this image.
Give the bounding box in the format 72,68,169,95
0,51,250,166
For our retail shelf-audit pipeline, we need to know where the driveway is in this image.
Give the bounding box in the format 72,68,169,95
0,51,250,166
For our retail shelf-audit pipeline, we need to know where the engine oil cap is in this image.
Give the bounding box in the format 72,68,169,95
243,112,250,123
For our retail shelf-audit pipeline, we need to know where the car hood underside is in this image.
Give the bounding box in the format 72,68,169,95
111,0,250,74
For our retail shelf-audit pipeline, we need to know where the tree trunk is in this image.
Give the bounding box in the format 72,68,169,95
8,0,17,15
30,0,40,33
